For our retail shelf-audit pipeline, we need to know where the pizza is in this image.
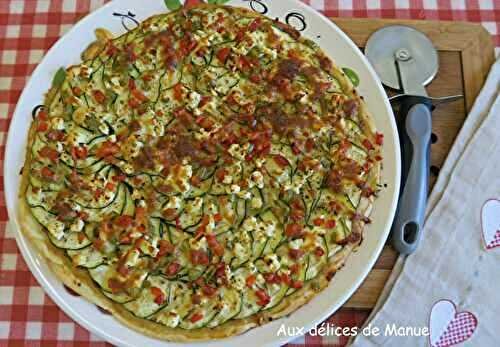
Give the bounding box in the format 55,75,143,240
19,4,383,341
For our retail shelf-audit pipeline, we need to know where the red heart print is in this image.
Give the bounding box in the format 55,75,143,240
429,299,477,347
480,199,500,250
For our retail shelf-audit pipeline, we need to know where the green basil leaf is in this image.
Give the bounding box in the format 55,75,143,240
342,67,360,87
164,0,182,11
52,67,67,89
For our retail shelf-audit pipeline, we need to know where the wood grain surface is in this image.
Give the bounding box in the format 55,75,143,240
330,18,496,309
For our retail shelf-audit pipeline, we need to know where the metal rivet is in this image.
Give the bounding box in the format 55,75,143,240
431,133,438,144
395,48,411,61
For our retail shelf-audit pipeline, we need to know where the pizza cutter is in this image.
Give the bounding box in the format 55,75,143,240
365,25,461,254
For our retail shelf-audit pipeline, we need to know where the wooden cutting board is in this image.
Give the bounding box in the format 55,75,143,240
329,18,496,309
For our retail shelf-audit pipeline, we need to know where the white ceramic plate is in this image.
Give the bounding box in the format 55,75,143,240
4,1,401,346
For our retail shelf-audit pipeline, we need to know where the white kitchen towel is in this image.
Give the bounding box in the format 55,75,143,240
351,58,500,347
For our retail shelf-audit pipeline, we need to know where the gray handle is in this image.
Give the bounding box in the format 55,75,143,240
392,103,431,254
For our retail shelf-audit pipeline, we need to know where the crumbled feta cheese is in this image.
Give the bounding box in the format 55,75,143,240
249,171,264,189
55,142,64,153
280,268,291,276
193,122,221,140
125,249,140,267
163,164,192,194
224,263,232,279
205,215,216,233
263,254,281,272
236,190,252,200
132,188,142,200
314,237,324,249
160,311,180,328
255,158,266,168
187,91,201,110
261,220,275,237
191,197,203,212
184,164,193,177
152,122,164,137
284,171,313,194
80,65,93,78
71,202,81,213
242,217,257,231
223,174,233,185
47,220,65,240
228,143,249,161
189,236,207,251
50,117,65,130
261,45,277,59
98,123,110,135
123,136,143,159
299,93,310,105
232,41,251,55
110,76,120,86
232,272,246,291
289,238,304,250
251,30,278,59
137,238,158,257
207,30,222,43
70,219,84,232
65,130,87,147
244,217,275,241
230,184,240,194
166,196,182,209
248,262,258,274
129,231,143,239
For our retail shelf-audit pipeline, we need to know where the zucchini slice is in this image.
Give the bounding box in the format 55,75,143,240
305,235,327,281
83,183,127,222
344,182,362,210
263,282,288,310
151,281,192,327
178,198,203,230
67,244,106,268
345,142,368,164
233,268,261,319
178,299,219,330
124,275,171,318
48,230,91,250
286,254,310,296
206,287,242,327
88,264,135,303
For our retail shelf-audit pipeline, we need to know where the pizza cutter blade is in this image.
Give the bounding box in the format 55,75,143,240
365,26,438,255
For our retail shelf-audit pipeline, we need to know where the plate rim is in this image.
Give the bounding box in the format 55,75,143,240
3,1,401,346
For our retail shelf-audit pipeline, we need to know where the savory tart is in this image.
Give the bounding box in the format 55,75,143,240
19,4,383,341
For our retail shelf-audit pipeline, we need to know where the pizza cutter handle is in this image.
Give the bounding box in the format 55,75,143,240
392,99,432,255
